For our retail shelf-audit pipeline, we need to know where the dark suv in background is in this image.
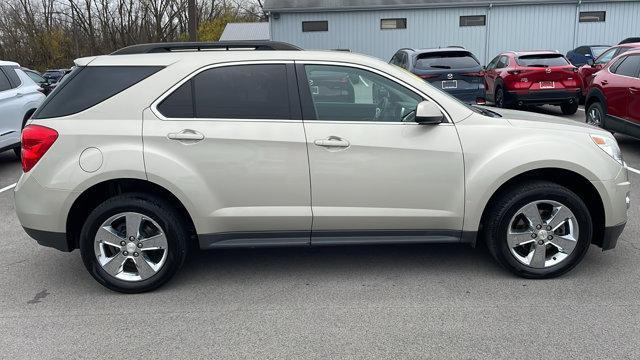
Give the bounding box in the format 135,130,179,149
390,47,485,104
566,45,610,67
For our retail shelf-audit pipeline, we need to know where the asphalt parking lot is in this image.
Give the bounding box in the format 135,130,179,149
1,106,639,359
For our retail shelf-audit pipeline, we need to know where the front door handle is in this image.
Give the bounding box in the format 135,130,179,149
600,80,608,85
167,129,205,142
313,136,350,148
630,87,640,94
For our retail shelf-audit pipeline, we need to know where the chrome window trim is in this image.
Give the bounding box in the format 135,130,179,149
150,60,298,122
295,59,453,124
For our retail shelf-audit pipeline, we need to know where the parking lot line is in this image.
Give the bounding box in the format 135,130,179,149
0,183,16,194
627,166,640,176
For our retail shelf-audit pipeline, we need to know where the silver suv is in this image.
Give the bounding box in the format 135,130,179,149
14,42,630,293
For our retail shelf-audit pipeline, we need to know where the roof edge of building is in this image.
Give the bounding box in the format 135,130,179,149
266,0,624,12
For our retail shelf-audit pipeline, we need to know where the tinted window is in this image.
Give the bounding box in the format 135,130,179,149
612,56,640,77
516,54,569,67
486,56,500,69
302,21,328,32
415,51,480,70
33,66,162,119
0,71,11,91
303,65,422,122
157,81,194,118
3,67,21,88
193,64,290,119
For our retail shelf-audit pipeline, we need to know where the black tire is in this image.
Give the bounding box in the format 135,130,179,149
13,147,20,159
495,86,507,108
79,193,188,293
561,101,579,115
586,101,605,128
483,181,592,279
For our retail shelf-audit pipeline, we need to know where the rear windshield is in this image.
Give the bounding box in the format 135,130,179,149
516,54,569,67
33,66,162,119
415,51,480,70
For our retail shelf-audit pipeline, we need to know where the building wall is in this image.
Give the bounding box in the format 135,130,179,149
270,1,640,65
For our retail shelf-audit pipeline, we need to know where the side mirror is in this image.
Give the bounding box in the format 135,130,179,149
415,101,444,125
587,58,595,67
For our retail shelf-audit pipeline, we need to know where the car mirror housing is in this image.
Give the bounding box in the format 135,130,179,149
587,58,596,67
415,101,444,124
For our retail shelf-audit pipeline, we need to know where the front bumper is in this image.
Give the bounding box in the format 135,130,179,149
507,89,581,105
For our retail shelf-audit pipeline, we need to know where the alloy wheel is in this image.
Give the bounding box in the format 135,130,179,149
507,200,579,269
93,212,168,282
587,106,602,127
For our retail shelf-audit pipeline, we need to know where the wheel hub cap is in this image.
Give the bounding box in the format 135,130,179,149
507,200,579,269
93,212,169,282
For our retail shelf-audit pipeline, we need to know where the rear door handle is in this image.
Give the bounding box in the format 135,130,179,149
167,129,205,141
630,87,640,94
600,80,608,85
313,136,350,148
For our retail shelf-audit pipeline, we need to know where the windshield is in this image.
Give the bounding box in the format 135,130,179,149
592,47,609,58
516,54,569,67
415,51,480,70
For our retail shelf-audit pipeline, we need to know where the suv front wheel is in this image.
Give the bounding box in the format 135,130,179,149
483,181,592,278
79,193,189,293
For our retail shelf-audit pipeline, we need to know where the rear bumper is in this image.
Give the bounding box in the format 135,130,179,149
445,88,486,104
507,89,581,105
23,227,71,252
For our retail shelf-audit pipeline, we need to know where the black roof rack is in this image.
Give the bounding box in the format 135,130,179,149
111,41,302,55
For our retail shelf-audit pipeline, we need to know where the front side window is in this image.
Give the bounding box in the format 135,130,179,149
497,56,509,69
25,71,45,84
157,64,291,120
303,65,422,122
611,55,640,77
486,56,500,70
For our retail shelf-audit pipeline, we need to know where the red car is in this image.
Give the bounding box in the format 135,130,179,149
578,42,640,96
585,50,640,137
485,51,581,114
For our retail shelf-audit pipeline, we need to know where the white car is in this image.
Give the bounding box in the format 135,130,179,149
13,42,630,293
0,61,45,157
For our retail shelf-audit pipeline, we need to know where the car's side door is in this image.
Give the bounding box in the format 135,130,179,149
296,62,465,244
0,67,22,150
605,55,640,121
615,54,640,124
144,62,312,248
484,56,500,100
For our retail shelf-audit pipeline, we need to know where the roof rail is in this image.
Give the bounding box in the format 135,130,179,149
398,48,414,52
111,41,302,55
447,45,466,49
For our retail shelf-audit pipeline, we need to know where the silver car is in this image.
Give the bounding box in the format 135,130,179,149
13,42,630,293
0,61,45,157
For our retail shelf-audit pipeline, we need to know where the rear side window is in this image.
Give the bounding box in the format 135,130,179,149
157,64,291,120
0,70,10,91
415,51,480,70
516,54,569,67
3,66,21,88
33,66,162,119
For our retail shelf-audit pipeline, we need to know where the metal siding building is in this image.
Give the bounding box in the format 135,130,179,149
266,0,640,64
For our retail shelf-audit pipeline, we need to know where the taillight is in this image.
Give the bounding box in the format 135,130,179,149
463,71,485,77
21,125,58,173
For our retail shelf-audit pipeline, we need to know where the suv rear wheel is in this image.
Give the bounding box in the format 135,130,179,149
561,101,579,115
483,181,592,278
495,87,507,108
79,193,188,293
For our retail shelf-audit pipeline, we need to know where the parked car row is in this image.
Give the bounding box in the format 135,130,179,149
390,47,582,114
0,61,46,157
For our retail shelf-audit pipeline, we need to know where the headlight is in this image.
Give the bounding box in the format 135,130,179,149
590,134,624,165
